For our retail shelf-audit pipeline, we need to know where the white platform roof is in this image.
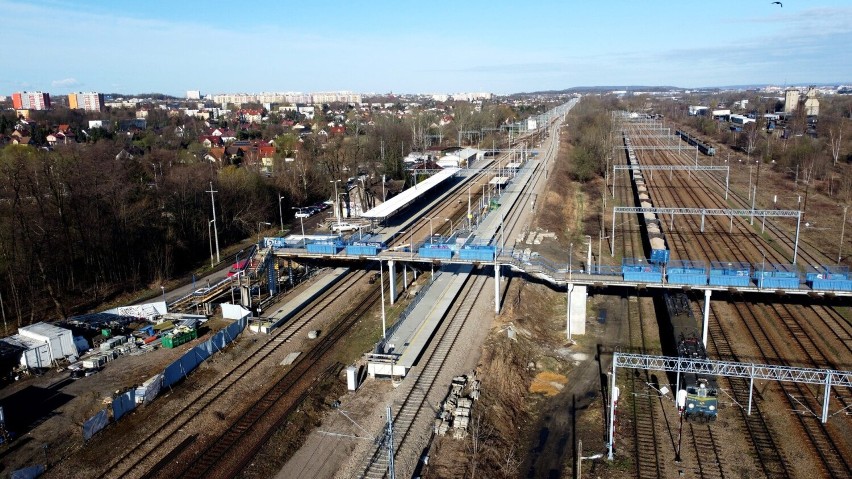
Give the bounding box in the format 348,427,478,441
19,322,71,340
362,167,460,219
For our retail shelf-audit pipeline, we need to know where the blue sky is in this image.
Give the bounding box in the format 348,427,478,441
1,0,851,96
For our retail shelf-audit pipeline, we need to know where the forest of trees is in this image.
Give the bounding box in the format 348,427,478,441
0,99,543,329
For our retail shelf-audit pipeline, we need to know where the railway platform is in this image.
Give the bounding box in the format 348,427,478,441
367,263,472,377
250,267,350,333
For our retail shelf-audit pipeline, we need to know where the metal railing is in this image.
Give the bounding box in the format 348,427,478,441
375,269,443,353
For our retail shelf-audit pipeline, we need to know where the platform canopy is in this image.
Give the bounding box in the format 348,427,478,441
361,167,460,220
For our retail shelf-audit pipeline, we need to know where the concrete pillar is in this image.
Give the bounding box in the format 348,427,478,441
403,264,408,290
494,263,501,313
702,289,711,348
566,283,574,340
569,284,587,336
389,260,396,305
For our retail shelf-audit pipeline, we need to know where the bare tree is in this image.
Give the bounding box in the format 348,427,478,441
828,122,844,166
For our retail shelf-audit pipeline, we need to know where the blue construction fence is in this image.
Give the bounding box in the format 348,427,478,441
622,258,663,282
709,261,751,287
500,250,852,291
81,317,247,440
11,465,46,479
805,265,852,291
752,263,800,289
82,409,109,441
667,260,707,286
346,233,386,256
162,318,246,388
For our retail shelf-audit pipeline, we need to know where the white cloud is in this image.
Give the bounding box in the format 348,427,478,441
51,77,80,88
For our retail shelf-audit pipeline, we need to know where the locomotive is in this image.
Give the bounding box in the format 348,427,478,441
663,292,718,421
675,129,716,156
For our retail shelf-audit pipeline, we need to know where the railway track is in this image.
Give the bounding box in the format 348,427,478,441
688,422,725,479
630,126,852,478
90,269,368,479
355,119,564,478
613,164,665,479
356,268,487,478
161,268,388,479
635,129,792,478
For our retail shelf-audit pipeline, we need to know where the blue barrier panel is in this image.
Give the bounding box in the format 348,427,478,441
11,465,46,479
419,245,453,259
263,237,290,248
709,261,751,287
668,274,708,286
757,277,800,289
180,348,201,372
82,409,109,441
162,359,183,388
668,260,707,285
622,258,662,282
193,344,211,363
346,245,379,256
459,246,496,261
753,263,799,279
667,260,706,275
211,330,228,352
306,242,342,254
811,279,852,291
111,390,136,421
806,265,849,281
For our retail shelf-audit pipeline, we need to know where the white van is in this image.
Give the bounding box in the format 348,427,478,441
331,222,358,233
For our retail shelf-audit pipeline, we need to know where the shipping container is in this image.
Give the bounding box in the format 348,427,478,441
756,277,800,289
709,261,751,287
622,258,663,282
419,245,453,259
459,246,496,261
306,242,342,255
345,244,380,256
811,279,852,291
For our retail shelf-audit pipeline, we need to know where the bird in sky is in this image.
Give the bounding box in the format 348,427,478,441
771,1,782,6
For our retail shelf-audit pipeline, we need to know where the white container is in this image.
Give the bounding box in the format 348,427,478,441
346,366,358,391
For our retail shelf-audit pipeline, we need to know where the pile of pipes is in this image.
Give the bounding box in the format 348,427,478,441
434,373,481,439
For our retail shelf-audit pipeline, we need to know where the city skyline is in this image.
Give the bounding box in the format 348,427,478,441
1,0,851,96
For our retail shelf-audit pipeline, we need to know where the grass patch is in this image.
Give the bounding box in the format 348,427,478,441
529,371,569,396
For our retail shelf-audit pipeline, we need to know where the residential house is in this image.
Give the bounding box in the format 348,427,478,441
238,109,263,124
199,135,224,148
205,147,225,164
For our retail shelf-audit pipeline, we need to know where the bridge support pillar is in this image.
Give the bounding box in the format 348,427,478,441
566,283,587,338
494,263,501,313
403,264,408,290
388,260,396,305
702,289,711,348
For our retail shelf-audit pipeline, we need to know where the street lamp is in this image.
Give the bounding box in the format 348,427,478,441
379,260,386,340
160,285,166,304
208,219,215,267
257,221,271,244
278,193,286,232
426,217,437,244
330,179,342,222
292,207,306,247
839,205,849,265
585,235,592,272
568,242,573,280
207,182,221,263
444,217,453,237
